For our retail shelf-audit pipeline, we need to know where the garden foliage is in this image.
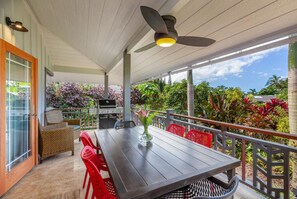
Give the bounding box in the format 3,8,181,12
46,75,289,135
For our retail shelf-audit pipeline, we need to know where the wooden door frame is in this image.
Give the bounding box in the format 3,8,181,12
0,39,38,196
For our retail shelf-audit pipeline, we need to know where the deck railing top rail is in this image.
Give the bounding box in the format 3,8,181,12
150,110,297,141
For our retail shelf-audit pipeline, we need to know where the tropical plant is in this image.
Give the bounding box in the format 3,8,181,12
248,88,257,95
241,98,289,140
208,88,244,123
258,85,277,95
131,86,144,105
46,82,63,108
138,82,163,109
46,82,123,108
213,85,228,96
208,92,228,122
165,80,188,114
259,75,288,96
194,81,212,117
265,75,282,89
152,78,166,93
276,116,289,133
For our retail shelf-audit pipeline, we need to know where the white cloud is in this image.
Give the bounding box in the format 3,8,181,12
272,67,281,71
258,72,269,77
171,72,187,83
170,45,286,84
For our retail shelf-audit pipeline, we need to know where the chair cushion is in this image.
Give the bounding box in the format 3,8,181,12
45,109,64,124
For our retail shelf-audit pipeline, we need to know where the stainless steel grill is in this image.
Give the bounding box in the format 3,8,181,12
98,100,116,109
98,100,123,129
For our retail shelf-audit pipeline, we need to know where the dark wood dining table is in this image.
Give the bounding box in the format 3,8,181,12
95,125,240,199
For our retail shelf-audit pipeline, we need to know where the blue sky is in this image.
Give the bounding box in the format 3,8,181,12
171,45,288,92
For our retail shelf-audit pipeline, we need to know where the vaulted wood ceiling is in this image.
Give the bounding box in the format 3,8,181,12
27,0,297,85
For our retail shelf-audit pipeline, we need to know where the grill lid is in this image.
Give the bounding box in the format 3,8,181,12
98,99,116,108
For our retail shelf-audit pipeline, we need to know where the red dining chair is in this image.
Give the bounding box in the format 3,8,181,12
80,131,108,199
81,146,117,199
185,129,213,148
80,131,102,154
166,124,186,137
158,176,239,199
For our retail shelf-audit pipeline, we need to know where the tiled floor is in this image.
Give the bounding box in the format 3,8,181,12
2,135,87,199
1,130,264,199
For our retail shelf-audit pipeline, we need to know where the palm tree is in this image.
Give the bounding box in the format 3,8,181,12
152,78,166,93
288,42,297,194
265,75,282,90
248,88,257,95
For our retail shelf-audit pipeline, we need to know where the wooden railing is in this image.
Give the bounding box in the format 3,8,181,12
133,109,297,199
59,108,98,129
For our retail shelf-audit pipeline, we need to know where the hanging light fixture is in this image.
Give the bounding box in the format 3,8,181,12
5,17,28,32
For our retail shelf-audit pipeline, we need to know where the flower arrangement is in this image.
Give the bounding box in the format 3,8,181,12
135,105,157,141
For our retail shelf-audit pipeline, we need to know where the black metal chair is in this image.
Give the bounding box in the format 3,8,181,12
114,120,136,129
158,176,239,199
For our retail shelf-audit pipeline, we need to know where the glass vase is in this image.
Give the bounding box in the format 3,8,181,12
139,126,153,146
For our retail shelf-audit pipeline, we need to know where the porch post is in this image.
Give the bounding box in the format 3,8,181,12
103,72,109,99
187,69,194,128
168,71,172,85
123,49,131,121
166,109,174,129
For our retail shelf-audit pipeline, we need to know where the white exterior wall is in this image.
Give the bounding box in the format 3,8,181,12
0,0,52,124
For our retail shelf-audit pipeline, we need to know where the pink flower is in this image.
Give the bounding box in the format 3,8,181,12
136,110,148,118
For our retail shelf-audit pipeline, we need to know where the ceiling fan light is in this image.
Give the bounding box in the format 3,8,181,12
156,37,176,47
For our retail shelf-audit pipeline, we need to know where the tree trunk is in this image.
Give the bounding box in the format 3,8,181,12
288,42,297,194
187,70,194,126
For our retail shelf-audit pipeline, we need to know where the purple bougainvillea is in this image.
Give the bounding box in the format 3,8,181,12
46,82,89,108
46,83,142,108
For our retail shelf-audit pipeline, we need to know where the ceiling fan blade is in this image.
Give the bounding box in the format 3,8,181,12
140,6,168,34
177,36,215,47
135,42,156,53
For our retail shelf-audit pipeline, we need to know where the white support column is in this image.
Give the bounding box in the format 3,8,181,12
123,50,131,121
103,72,109,99
168,71,172,85
187,69,194,127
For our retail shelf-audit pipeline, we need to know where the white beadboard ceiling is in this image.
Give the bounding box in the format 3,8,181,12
27,0,297,85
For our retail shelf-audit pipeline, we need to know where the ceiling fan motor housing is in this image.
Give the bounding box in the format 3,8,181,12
154,15,178,41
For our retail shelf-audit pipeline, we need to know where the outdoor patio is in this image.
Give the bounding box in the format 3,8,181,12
1,131,263,199
1,0,297,198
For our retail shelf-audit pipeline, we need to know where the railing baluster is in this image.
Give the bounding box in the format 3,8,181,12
284,150,290,199
241,139,246,181
267,146,272,195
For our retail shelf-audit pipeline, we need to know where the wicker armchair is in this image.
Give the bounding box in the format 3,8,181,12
45,109,81,140
38,122,74,163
